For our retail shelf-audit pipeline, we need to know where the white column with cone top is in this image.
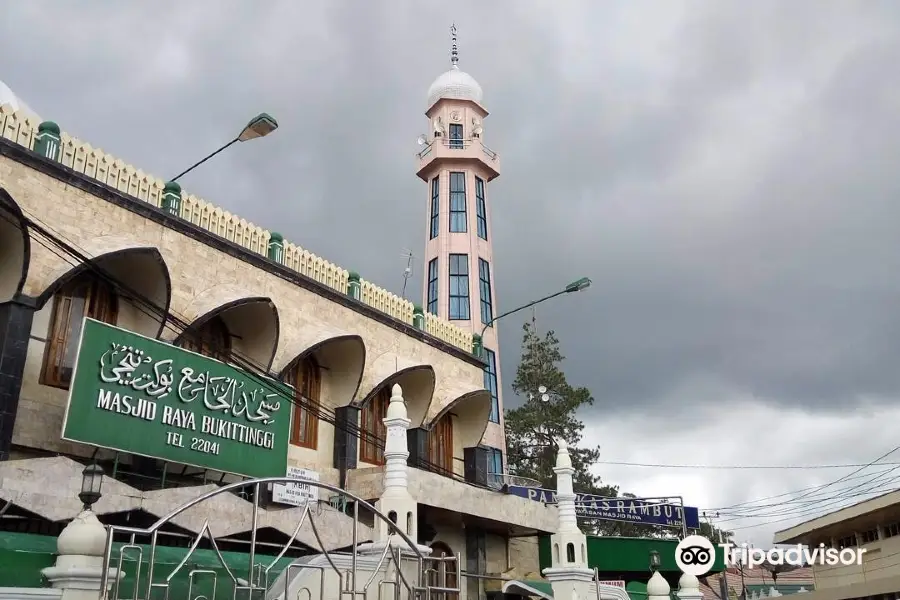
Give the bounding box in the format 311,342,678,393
542,440,596,600
358,384,431,555
677,572,702,600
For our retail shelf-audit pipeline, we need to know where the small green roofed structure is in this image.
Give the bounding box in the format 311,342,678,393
538,535,727,590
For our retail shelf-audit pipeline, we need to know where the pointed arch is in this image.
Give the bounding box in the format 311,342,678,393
0,188,30,302
275,327,366,407
424,389,491,450
354,364,436,427
35,243,171,339
175,294,279,371
355,362,435,466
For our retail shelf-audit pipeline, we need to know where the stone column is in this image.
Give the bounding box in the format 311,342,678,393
678,573,702,600
542,440,596,600
41,509,122,600
0,298,35,461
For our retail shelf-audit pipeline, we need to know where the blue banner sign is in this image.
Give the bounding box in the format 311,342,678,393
508,486,701,529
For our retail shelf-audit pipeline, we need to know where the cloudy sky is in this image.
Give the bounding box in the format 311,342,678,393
5,0,900,546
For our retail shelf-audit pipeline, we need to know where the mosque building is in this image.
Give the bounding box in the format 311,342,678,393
0,27,553,597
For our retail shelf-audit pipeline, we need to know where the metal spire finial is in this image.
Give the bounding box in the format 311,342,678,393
450,24,459,68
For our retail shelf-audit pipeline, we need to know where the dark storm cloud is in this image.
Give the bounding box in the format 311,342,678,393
4,0,900,426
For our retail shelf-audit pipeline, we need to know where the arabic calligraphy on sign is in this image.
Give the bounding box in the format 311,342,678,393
97,343,282,427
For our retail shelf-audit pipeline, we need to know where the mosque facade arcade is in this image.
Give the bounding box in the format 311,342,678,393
0,58,551,592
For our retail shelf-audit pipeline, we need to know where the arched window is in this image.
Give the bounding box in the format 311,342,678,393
428,414,453,475
41,275,118,389
360,387,389,465
285,356,321,449
429,541,459,600
181,315,231,362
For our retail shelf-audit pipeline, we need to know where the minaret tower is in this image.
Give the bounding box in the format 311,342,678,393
417,26,505,457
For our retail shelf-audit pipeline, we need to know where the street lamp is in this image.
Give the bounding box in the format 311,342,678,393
170,112,279,182
478,277,592,342
79,463,104,511
649,549,661,572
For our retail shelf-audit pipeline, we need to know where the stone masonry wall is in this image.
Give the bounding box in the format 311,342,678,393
0,151,485,459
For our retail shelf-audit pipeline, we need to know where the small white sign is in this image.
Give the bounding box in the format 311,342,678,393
272,467,320,507
598,581,626,589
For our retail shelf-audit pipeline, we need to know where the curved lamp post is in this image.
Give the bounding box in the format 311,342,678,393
477,277,592,347
170,112,279,182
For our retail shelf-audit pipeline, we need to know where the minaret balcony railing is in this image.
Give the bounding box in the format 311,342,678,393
416,137,500,180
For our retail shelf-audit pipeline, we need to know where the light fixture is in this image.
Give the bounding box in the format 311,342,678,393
416,134,427,146
79,463,105,511
238,112,279,142
565,277,592,293
649,549,661,572
170,112,279,182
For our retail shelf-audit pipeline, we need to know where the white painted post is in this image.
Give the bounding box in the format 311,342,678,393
358,384,431,556
41,509,122,600
543,440,605,600
677,572,702,600
647,571,671,600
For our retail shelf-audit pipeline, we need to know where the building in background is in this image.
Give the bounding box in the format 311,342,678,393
417,27,506,482
773,489,900,600
699,566,815,600
0,66,555,593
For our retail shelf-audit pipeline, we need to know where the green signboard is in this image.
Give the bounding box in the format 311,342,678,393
62,319,291,477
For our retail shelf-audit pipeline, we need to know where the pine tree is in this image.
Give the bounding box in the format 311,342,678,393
504,320,667,537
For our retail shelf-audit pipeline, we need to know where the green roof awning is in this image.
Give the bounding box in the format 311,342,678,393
501,578,653,600
0,531,296,592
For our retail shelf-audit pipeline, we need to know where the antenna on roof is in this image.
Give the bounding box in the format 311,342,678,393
401,249,415,300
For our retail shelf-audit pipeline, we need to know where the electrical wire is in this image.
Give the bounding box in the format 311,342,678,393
712,452,900,522
4,207,465,482
718,470,900,526
590,460,900,470
706,467,900,512
700,451,900,533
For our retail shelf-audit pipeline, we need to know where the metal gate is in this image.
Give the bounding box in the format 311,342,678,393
99,477,461,600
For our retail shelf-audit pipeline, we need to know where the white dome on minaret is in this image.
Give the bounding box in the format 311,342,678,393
426,25,483,109
0,79,40,119
427,65,483,109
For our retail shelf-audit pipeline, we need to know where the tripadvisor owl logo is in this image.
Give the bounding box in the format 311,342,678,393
675,534,868,576
675,535,716,576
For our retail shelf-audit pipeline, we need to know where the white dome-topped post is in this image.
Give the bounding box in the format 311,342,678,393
647,568,672,600
542,440,597,600
358,384,431,556
677,572,702,600
41,463,123,600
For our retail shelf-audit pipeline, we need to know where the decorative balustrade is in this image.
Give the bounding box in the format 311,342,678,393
0,104,475,354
